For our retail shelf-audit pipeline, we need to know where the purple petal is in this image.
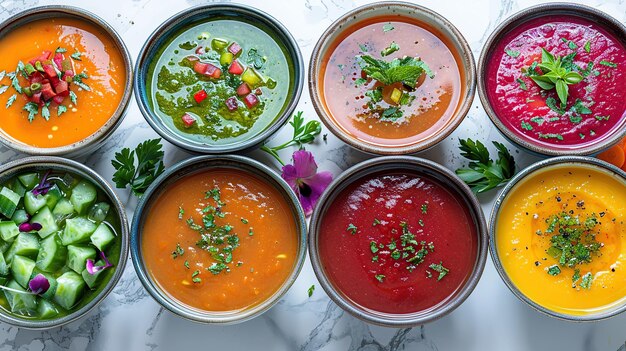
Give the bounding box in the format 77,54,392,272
281,163,299,189
300,171,333,217
100,251,113,267
86,252,114,275
32,171,52,196
19,222,42,232
291,150,318,179
28,274,50,295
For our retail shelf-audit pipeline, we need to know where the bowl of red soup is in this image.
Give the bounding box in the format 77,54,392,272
309,2,476,155
309,156,488,326
130,155,307,324
478,3,626,156
0,6,132,157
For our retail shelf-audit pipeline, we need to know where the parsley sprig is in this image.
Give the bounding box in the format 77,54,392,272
455,138,516,194
111,138,166,196
528,48,583,105
260,111,321,165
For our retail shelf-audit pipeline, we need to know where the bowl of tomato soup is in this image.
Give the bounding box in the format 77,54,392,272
135,4,303,154
131,155,307,324
309,157,487,326
0,6,132,157
478,3,626,156
491,156,626,320
309,2,475,155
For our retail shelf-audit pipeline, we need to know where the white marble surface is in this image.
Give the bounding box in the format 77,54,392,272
0,0,625,350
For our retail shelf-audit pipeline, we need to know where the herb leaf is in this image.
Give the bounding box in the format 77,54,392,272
455,138,516,194
5,94,16,108
71,51,82,61
429,262,449,281
382,23,394,32
357,55,433,88
307,284,315,297
111,138,166,196
505,49,520,58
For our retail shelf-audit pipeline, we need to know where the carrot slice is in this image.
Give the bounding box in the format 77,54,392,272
598,145,625,168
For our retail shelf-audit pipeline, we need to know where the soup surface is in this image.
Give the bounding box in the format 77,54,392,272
147,17,294,147
496,164,626,315
142,169,298,312
321,17,464,147
486,15,626,149
0,17,125,148
319,171,478,314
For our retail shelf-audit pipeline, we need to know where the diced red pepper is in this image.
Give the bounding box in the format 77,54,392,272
193,89,207,104
228,42,242,56
42,64,57,79
29,72,44,84
228,60,244,75
254,88,263,95
53,53,64,70
236,83,251,96
54,80,69,96
181,113,196,127
225,96,239,111
193,62,221,79
29,50,52,65
41,83,56,100
195,46,205,55
31,92,42,104
243,93,259,108
52,95,65,105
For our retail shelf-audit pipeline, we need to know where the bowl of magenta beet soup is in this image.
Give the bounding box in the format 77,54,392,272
309,156,488,326
478,3,626,156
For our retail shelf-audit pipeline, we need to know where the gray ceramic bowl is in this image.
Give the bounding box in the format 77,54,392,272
309,156,488,327
489,156,626,321
0,157,129,329
0,6,133,157
309,1,476,155
477,3,626,157
130,155,307,324
134,4,304,154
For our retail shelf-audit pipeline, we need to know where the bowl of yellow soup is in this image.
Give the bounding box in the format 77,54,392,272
490,156,626,321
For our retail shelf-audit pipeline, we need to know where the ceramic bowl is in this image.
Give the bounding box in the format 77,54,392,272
308,156,488,326
490,156,626,321
309,1,476,155
0,6,133,157
130,155,307,324
134,4,304,154
0,156,129,329
477,3,626,157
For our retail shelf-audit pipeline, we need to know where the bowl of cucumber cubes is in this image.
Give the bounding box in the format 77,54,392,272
0,156,128,328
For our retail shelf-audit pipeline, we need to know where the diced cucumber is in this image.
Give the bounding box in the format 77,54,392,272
0,187,21,218
11,255,36,288
6,233,39,262
53,271,85,310
67,245,96,273
90,223,115,252
0,221,19,242
37,299,59,319
70,181,97,215
11,209,29,226
36,234,67,272
24,191,47,215
4,280,37,314
52,198,75,221
56,173,76,193
0,277,6,285
43,184,62,210
10,180,26,197
0,251,8,276
0,240,9,253
30,207,58,238
88,202,110,223
81,260,106,289
17,173,40,189
61,217,96,245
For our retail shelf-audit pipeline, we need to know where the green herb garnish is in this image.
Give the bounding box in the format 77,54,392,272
346,223,357,235
172,243,184,259
455,138,516,194
111,138,166,196
381,42,400,57
23,102,38,122
374,274,385,282
307,284,315,297
505,49,520,58
5,94,16,109
599,60,617,68
521,121,533,131
71,51,82,61
421,204,428,214
429,262,449,281
357,55,433,88
260,111,321,166
382,23,394,32
528,48,583,105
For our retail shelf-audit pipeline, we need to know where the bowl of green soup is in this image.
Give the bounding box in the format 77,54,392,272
135,4,304,154
0,157,128,329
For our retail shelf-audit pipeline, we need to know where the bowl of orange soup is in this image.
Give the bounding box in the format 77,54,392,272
491,156,626,320
0,6,132,156
130,155,307,323
309,2,476,155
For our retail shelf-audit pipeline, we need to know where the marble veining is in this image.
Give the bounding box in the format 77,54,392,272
0,0,625,350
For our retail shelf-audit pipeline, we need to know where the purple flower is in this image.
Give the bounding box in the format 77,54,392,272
281,150,333,217
32,170,53,196
19,222,42,232
28,274,50,295
86,251,114,274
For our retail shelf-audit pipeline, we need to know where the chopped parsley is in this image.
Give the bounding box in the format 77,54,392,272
71,50,82,61
599,60,617,68
516,78,527,90
584,41,591,53
421,203,428,214
547,265,561,276
429,262,449,281
346,223,358,235
374,274,385,283
382,23,394,32
521,121,533,131
380,41,399,57
171,243,184,259
505,49,520,58
307,284,315,297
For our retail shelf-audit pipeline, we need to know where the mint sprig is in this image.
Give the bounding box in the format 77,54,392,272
528,48,583,105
